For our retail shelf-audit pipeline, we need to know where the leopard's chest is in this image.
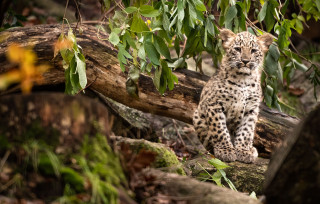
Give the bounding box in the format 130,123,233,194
224,86,248,121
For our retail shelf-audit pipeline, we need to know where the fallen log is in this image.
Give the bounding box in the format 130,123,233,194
0,24,299,156
134,168,261,204
264,104,320,204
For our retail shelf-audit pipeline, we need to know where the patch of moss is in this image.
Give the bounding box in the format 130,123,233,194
126,139,186,175
60,167,85,192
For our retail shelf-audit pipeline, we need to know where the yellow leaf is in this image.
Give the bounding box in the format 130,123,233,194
0,70,21,90
0,43,50,94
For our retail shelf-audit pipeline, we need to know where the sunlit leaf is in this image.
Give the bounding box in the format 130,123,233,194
109,32,120,46
131,13,149,33
75,53,87,89
193,0,207,12
208,158,230,169
140,5,160,17
125,6,138,14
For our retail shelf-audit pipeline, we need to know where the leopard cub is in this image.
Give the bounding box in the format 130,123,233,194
193,29,273,163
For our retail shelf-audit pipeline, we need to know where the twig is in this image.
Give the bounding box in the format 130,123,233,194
72,0,83,31
0,150,10,173
295,0,310,29
61,0,70,32
99,5,117,22
172,119,186,146
76,70,98,95
82,20,109,25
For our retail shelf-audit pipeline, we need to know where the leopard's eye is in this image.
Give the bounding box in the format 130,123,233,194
251,49,258,53
234,47,241,52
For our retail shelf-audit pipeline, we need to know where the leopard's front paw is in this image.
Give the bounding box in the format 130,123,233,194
214,146,237,162
236,147,258,163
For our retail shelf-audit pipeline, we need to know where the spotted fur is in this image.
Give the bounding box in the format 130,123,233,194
193,29,273,163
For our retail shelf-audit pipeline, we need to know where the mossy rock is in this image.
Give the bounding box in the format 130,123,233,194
112,136,185,175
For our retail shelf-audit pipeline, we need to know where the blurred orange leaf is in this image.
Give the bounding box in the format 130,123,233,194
0,43,50,93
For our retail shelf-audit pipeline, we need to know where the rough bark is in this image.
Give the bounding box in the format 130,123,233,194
0,24,299,155
263,104,320,204
134,168,261,204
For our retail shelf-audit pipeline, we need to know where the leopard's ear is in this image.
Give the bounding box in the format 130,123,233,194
258,33,273,53
219,29,236,50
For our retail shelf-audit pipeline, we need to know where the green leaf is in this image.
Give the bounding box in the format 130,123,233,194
75,53,87,89
211,171,223,186
140,5,160,17
264,85,274,107
64,66,73,94
162,13,170,33
193,0,207,12
294,19,303,34
119,44,133,59
123,31,137,49
172,58,185,69
119,61,125,72
278,20,292,49
315,0,320,12
258,2,268,22
225,5,237,23
281,0,290,15
109,32,120,46
60,49,74,65
225,5,237,30
138,45,146,60
154,35,171,59
69,56,81,93
188,3,197,28
292,59,308,72
153,66,162,90
208,158,230,169
177,0,185,22
117,44,132,66
131,13,149,33
265,3,275,32
206,17,216,36
125,6,138,14
174,37,180,57
268,44,280,61
144,41,160,65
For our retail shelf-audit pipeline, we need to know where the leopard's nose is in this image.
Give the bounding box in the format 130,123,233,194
242,59,250,65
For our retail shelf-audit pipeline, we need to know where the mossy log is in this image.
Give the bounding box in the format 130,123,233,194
0,24,299,156
134,168,261,204
264,104,320,204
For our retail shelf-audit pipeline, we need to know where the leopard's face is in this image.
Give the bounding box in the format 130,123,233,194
227,33,264,74
220,29,273,75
